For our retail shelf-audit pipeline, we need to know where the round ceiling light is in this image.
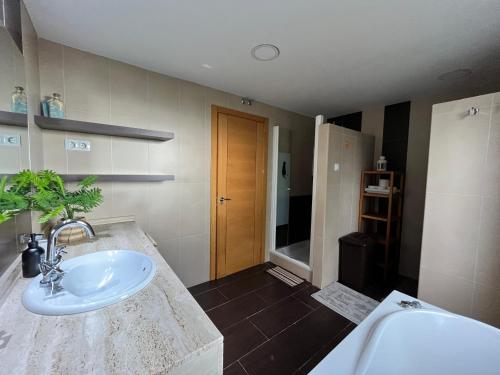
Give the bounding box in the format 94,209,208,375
251,44,280,61
438,68,472,81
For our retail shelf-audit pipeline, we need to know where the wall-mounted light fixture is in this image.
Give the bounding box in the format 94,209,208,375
241,97,253,106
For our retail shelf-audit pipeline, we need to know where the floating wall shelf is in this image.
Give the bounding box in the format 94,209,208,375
3,174,175,182
0,110,28,127
61,174,174,182
35,115,174,141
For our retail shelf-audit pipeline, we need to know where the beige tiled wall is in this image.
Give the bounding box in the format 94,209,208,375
312,124,374,288
419,92,500,328
38,39,314,287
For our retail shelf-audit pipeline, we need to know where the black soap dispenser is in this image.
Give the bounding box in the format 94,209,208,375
22,234,45,278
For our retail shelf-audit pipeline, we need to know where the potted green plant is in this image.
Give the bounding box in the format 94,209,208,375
0,175,30,224
0,170,103,243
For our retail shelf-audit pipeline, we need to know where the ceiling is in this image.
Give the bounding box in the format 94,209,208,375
24,0,500,117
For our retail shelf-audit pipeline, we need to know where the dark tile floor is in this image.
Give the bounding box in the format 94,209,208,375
188,263,355,375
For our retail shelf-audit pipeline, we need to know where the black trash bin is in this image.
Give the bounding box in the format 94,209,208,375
338,232,375,292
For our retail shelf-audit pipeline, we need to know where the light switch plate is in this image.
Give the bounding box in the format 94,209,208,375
0,133,21,147
65,139,91,151
334,163,340,171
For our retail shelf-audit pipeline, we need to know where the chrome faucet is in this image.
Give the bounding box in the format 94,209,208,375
398,300,422,309
40,219,95,286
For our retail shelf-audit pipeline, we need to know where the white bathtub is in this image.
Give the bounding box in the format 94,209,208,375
310,291,500,375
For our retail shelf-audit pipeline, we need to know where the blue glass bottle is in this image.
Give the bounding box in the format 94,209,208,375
11,86,27,114
48,93,64,118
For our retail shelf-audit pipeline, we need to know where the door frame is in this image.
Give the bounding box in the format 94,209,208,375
210,105,269,280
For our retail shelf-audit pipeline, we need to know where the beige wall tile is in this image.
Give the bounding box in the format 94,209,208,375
418,266,473,315
474,197,500,287
421,93,500,325
149,139,178,175
0,68,16,112
42,130,67,173
83,182,113,221
109,61,148,127
111,138,149,174
179,182,208,237
432,93,493,115
0,29,15,68
471,283,500,328
38,39,64,99
155,236,180,276
112,182,149,228
67,133,112,174
148,181,180,241
494,92,500,105
481,104,500,199
0,125,24,173
0,143,21,173
178,234,210,287
426,108,490,195
421,192,480,281
147,72,179,131
178,81,207,183
63,46,109,120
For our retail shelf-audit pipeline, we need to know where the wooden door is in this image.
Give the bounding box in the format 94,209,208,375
211,106,268,279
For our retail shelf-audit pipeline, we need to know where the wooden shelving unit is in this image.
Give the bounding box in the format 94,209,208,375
358,171,404,282
35,115,174,142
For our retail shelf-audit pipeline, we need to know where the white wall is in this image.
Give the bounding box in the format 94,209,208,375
312,123,374,288
37,39,314,287
419,92,500,328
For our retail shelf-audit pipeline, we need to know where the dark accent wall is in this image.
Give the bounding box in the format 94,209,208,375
288,195,312,244
328,111,362,132
382,102,411,172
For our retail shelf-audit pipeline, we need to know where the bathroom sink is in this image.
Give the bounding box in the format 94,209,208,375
22,250,156,316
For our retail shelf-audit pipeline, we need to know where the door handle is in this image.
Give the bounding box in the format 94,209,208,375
219,196,232,204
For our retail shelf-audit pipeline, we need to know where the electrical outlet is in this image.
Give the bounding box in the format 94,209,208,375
0,134,20,147
65,139,91,151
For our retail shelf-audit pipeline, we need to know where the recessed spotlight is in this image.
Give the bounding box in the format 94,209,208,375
201,63,213,69
438,68,472,81
251,44,280,61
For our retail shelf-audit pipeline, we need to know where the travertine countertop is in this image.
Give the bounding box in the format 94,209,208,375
0,222,222,375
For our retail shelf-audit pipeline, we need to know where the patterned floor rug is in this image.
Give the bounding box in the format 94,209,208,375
312,282,379,324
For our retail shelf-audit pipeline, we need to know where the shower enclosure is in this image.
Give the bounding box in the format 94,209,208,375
270,126,314,278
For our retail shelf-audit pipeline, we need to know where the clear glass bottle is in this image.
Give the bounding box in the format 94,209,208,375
48,93,64,118
11,86,27,114
376,156,387,171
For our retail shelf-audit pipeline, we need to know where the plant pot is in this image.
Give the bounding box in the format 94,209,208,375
55,217,88,244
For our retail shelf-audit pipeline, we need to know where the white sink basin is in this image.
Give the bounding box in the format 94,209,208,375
22,250,156,316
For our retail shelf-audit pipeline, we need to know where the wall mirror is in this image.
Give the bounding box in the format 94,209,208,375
0,16,28,175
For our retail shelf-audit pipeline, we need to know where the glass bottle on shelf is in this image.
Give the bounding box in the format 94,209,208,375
48,93,64,118
11,86,27,114
376,156,387,171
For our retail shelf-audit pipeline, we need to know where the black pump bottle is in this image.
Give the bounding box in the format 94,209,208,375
22,234,45,278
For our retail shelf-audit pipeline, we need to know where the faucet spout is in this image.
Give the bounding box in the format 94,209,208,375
40,219,95,286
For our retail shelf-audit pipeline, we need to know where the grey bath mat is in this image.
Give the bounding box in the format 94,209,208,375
267,266,304,287
312,282,379,324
